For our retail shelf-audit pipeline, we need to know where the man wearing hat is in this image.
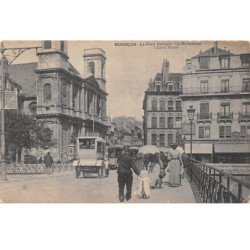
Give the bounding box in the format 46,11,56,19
117,146,140,202
44,151,54,175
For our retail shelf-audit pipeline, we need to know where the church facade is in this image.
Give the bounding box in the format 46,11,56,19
9,41,109,161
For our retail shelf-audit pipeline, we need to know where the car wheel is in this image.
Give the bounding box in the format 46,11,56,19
75,167,80,179
98,167,103,178
105,167,110,177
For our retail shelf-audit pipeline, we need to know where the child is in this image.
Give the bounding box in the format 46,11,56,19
136,170,151,199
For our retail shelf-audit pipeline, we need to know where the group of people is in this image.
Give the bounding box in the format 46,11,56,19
117,143,184,202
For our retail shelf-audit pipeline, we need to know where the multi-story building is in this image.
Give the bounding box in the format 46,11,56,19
181,42,250,163
8,41,109,161
143,59,183,150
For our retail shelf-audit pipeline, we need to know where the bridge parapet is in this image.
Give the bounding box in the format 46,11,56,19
4,163,73,175
182,155,250,203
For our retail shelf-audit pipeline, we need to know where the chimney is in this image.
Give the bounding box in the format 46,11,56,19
162,58,169,82
214,41,218,54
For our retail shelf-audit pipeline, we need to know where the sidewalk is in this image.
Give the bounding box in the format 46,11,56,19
0,170,73,185
130,174,196,203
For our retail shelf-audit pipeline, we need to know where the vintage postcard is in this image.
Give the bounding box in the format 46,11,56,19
0,40,249,203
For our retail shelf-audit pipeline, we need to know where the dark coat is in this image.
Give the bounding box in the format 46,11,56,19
117,152,140,176
44,154,53,167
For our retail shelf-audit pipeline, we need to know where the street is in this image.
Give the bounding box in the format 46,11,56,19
0,170,195,203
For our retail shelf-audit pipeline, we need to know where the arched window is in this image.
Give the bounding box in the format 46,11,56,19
88,61,95,75
159,99,166,111
44,41,52,49
151,116,157,128
151,99,157,110
168,117,173,128
159,116,165,128
159,134,165,147
176,117,182,128
44,83,52,102
168,100,174,111
167,133,173,146
151,134,157,146
29,102,37,115
176,100,182,111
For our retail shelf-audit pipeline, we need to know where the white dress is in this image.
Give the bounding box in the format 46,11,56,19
137,176,151,197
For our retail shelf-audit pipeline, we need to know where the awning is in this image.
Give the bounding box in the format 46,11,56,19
185,143,213,154
214,143,250,153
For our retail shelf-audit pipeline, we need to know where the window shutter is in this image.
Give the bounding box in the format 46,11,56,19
226,126,231,138
199,127,204,138
219,126,225,138
241,126,246,137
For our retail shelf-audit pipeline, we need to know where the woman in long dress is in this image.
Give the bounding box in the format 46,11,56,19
148,154,161,188
167,143,184,187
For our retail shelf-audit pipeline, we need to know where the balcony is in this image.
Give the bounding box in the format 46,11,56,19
217,112,233,122
197,113,212,122
239,112,250,122
181,86,250,97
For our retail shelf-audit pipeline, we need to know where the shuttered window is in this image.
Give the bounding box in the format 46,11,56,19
200,103,209,114
167,117,173,128
152,100,157,110
152,117,157,128
159,134,165,147
219,126,231,138
159,100,166,110
159,117,165,128
151,134,157,146
167,134,173,146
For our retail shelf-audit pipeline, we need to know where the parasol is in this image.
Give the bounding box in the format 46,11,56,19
138,145,160,155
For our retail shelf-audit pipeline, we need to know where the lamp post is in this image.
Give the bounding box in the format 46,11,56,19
187,105,195,159
0,41,42,181
187,105,195,182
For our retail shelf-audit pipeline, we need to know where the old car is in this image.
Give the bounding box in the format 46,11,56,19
107,145,124,170
73,136,109,178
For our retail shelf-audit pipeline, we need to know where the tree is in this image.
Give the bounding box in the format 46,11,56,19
5,110,54,161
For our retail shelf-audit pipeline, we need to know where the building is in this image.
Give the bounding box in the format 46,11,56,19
143,59,183,150
181,42,250,163
108,116,143,146
8,41,109,161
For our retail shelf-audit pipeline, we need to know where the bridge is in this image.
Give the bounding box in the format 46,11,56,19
0,160,249,203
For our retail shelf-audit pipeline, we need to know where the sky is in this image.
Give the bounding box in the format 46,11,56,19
3,40,250,121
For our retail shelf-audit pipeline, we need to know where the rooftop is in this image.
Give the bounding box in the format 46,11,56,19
192,46,235,59
146,73,183,92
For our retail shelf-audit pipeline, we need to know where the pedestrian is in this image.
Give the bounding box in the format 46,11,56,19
148,154,162,188
135,169,151,199
167,143,184,187
38,157,43,164
117,147,140,202
44,152,54,175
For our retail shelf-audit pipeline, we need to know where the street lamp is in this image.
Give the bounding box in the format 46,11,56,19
187,105,195,159
0,42,42,181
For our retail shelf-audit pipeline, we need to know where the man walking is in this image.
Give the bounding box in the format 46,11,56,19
44,152,54,175
117,147,140,202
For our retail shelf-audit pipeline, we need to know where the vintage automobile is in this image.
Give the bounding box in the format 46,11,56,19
73,136,109,178
107,145,124,170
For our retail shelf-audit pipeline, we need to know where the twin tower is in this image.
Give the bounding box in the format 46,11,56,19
37,40,106,92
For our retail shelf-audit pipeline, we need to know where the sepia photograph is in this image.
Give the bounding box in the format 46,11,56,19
0,40,249,203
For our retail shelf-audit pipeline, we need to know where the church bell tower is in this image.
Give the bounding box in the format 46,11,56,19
83,48,106,91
